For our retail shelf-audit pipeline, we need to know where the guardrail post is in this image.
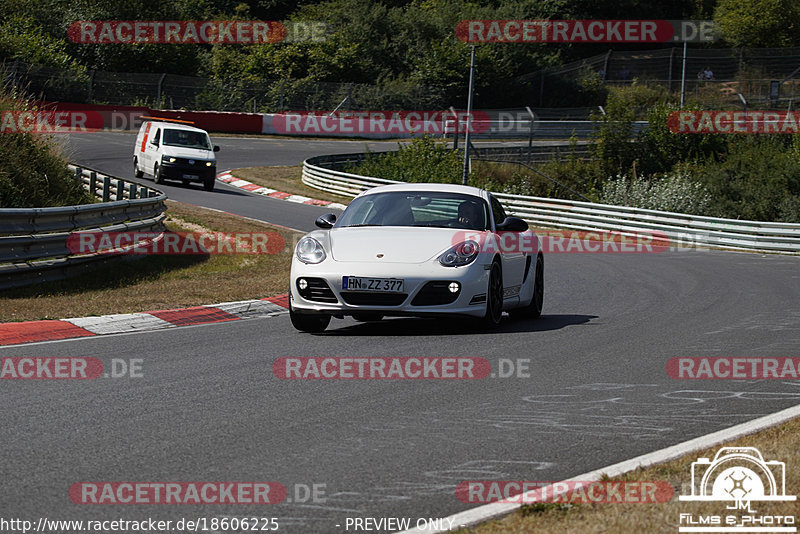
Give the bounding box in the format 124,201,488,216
526,106,536,161
116,179,124,201
102,176,110,202
89,171,97,197
156,73,166,108
140,186,149,198
75,166,82,182
129,182,138,199
449,106,459,150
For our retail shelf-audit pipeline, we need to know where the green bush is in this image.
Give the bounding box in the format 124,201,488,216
637,103,728,175
599,168,712,215
469,155,603,201
348,135,462,183
0,91,93,208
590,87,639,176
696,136,800,222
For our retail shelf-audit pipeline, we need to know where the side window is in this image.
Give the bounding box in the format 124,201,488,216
151,128,160,145
489,195,507,228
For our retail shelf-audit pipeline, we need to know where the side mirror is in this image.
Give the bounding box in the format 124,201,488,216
315,213,337,229
213,145,220,152
496,216,528,232
151,139,159,147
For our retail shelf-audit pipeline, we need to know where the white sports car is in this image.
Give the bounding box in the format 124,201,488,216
289,183,544,332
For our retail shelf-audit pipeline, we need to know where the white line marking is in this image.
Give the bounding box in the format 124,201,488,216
397,403,800,533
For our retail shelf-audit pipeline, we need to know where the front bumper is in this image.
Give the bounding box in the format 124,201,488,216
160,161,216,182
289,258,491,318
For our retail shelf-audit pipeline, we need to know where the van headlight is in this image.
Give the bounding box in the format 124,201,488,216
295,237,326,264
206,161,213,167
162,155,176,163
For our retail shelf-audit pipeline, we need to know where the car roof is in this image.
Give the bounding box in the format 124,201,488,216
143,121,208,134
357,182,489,199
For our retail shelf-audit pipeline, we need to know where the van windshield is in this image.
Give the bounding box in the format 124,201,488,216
162,128,211,150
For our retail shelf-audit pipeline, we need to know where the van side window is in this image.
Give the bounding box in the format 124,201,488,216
151,128,160,145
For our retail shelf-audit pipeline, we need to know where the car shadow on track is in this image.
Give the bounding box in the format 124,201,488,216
317,314,597,337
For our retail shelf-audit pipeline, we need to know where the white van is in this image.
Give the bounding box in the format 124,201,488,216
133,117,220,191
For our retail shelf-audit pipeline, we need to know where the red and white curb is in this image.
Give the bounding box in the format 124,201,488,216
0,294,289,347
217,171,349,210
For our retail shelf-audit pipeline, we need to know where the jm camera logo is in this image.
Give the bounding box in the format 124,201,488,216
679,447,796,533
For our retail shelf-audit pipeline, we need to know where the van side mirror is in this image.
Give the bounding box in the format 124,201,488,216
315,213,337,229
151,139,159,147
213,145,220,152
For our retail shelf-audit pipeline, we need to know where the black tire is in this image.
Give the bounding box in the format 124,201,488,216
289,304,331,333
352,313,383,322
133,157,143,178
483,260,503,326
153,163,164,185
512,254,544,319
203,176,215,192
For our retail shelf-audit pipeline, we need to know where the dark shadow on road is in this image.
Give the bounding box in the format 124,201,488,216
316,313,598,337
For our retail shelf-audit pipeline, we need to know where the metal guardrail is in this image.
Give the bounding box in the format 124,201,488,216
301,145,592,199
0,166,167,289
453,120,647,140
302,152,800,254
471,144,591,163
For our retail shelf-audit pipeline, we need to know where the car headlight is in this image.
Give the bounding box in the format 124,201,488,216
206,161,213,167
439,240,479,267
162,155,176,163
295,237,326,264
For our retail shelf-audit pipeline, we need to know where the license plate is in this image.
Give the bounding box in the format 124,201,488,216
343,276,404,292
182,174,199,179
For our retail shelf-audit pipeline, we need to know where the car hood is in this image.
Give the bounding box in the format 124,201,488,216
329,227,476,263
162,145,215,160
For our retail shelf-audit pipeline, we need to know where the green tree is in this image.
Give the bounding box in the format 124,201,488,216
0,14,82,70
714,0,800,47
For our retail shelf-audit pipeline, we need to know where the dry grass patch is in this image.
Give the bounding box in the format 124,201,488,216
459,417,800,533
0,200,303,321
232,166,353,205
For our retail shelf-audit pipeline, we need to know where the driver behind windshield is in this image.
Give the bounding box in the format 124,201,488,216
457,200,486,230
164,129,209,149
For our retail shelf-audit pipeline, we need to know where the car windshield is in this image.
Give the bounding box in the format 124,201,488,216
162,128,211,150
336,191,490,231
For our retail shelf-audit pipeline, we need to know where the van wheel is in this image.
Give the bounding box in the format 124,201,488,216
203,176,215,192
153,163,164,185
133,157,143,178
